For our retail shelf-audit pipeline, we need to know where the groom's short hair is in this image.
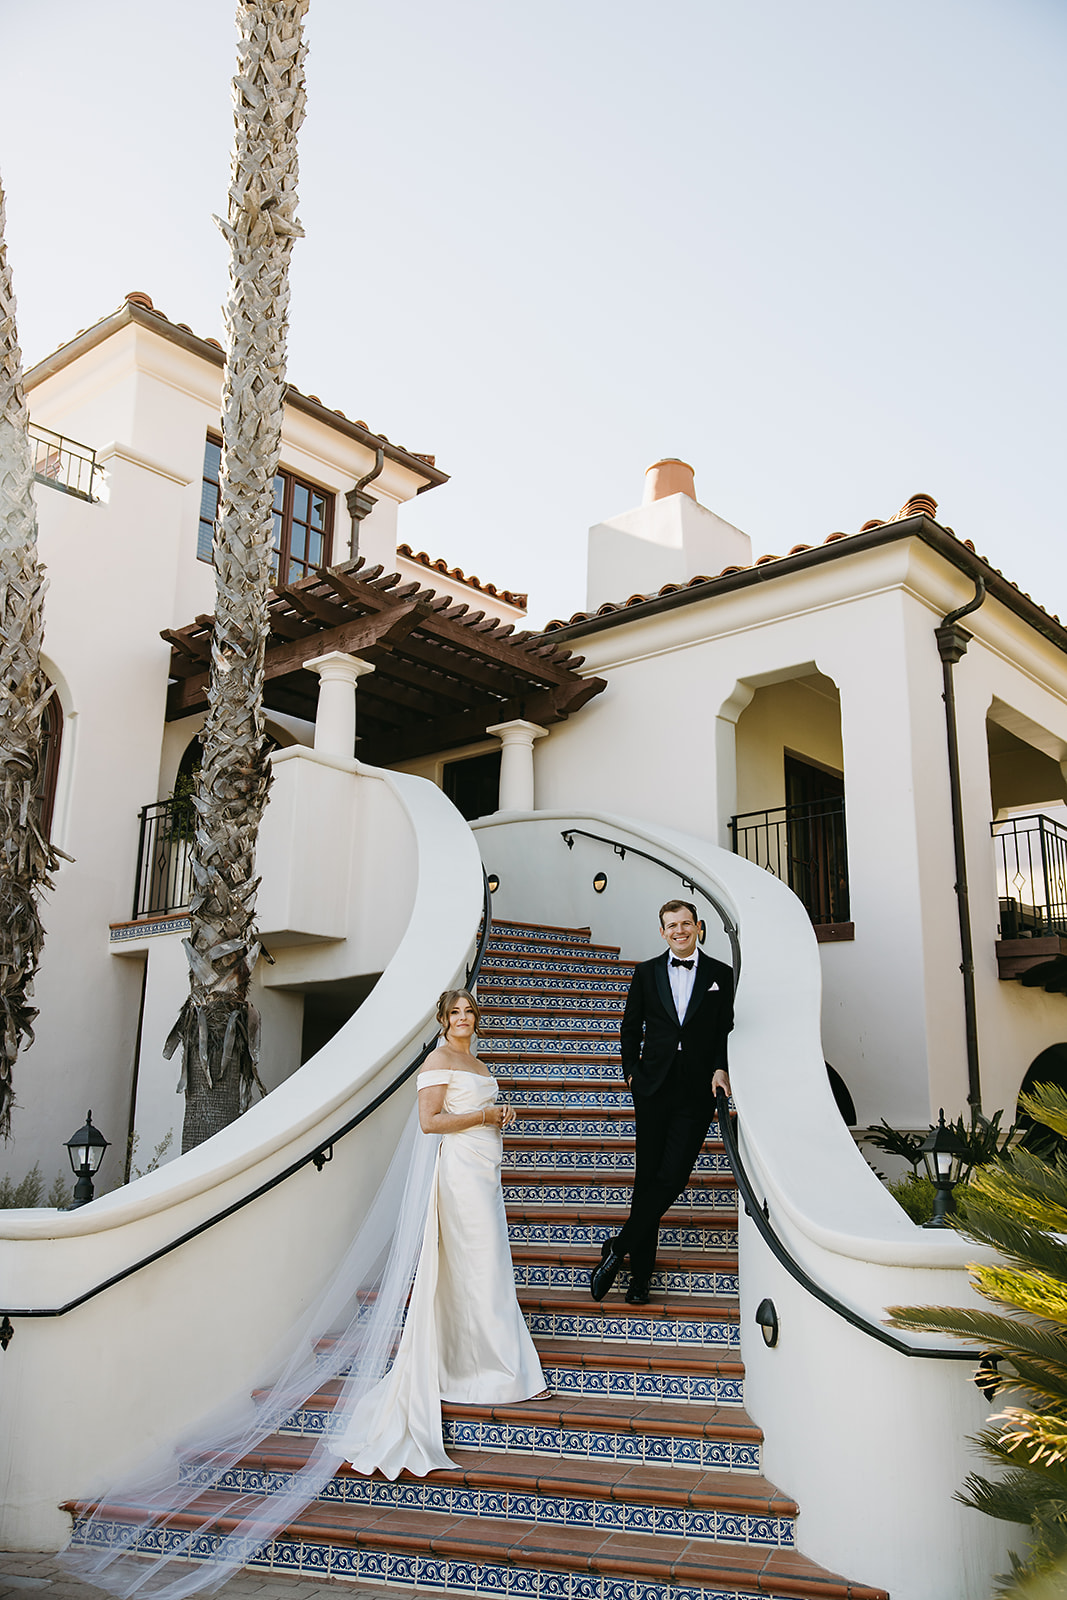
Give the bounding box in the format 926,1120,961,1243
659,899,698,927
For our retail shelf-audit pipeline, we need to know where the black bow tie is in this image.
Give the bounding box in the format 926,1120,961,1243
670,957,695,969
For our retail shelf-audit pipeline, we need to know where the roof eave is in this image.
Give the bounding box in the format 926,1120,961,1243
539,516,1067,659
24,300,449,493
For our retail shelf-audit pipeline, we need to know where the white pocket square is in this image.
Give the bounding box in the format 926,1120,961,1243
708,982,719,991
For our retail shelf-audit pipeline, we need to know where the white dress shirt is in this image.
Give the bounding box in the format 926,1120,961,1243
668,949,699,1020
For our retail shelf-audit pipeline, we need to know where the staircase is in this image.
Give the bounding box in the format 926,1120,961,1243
68,918,886,1600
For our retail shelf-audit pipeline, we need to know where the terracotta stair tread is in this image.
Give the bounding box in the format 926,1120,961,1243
511,1243,738,1270
507,1203,740,1228
70,1491,887,1599
232,1431,788,1511
536,1335,745,1374
504,1169,737,1191
283,1385,758,1442
517,1288,740,1319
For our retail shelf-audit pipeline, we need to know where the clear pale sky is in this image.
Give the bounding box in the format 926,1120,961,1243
2,0,1063,626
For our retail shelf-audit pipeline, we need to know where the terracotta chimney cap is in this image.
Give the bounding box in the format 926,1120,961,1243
643,458,696,505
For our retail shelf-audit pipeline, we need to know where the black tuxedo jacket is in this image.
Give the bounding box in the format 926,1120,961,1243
619,948,734,1105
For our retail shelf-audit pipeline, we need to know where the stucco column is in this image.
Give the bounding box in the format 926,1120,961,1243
305,651,375,758
486,719,549,812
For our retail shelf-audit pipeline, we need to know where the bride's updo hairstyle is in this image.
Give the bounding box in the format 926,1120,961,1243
437,987,482,1039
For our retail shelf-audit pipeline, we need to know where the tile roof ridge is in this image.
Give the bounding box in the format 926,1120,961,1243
395,542,527,610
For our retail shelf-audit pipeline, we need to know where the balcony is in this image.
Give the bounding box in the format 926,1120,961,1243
993,813,1067,990
28,423,99,502
131,799,194,920
729,797,853,941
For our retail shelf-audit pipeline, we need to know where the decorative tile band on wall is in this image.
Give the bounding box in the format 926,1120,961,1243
109,916,191,943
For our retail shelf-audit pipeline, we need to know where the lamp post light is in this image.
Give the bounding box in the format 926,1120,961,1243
65,1111,109,1208
919,1108,968,1228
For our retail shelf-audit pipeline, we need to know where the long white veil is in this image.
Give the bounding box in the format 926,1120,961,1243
61,1099,440,1600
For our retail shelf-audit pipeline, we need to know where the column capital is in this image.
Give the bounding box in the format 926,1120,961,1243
305,651,376,685
485,719,549,745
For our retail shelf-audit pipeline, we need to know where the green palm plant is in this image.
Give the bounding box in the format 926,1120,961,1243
889,1082,1067,1593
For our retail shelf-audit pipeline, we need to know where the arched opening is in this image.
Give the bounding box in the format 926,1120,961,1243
35,691,63,839
1016,1044,1067,1157
731,670,850,933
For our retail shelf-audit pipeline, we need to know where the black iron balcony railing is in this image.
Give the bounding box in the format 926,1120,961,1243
729,796,850,926
993,812,1067,939
28,423,99,502
132,798,196,920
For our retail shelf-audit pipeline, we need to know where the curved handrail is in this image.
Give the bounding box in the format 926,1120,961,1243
561,826,741,980
0,871,494,1334
714,1088,979,1362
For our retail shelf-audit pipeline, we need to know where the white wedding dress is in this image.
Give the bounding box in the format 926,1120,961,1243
335,1064,546,1479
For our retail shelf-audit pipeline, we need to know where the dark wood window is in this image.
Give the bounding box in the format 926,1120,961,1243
34,693,63,839
443,751,501,821
198,434,334,581
783,754,849,925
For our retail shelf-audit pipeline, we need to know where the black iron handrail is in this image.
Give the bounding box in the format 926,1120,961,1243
560,827,740,980
713,1088,978,1361
29,423,99,502
0,873,494,1344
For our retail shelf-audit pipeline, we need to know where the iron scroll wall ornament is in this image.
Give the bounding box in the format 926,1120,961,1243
559,828,741,984
713,1088,979,1362
0,870,495,1344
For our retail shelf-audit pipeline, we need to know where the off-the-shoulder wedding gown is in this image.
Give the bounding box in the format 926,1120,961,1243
335,1065,546,1478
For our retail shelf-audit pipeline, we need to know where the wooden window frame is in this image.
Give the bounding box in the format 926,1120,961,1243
198,432,335,581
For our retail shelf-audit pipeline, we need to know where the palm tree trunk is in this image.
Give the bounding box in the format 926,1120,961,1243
0,173,62,1141
169,0,309,1152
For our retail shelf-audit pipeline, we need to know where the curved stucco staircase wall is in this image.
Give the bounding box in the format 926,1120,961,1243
0,765,484,1550
473,812,1010,1600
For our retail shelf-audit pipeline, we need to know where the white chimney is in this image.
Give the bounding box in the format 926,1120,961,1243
586,460,752,612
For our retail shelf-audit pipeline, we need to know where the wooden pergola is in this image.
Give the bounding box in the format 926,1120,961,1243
164,558,605,765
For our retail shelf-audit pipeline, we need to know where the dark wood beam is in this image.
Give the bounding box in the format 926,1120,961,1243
364,676,605,766
167,602,426,719
417,609,576,686
390,633,528,697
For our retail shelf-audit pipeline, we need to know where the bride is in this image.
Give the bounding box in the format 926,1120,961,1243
338,987,548,1477
62,988,548,1600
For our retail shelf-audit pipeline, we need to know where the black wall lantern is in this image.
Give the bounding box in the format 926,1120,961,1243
593,871,608,894
755,1297,779,1347
65,1111,109,1208
919,1109,968,1228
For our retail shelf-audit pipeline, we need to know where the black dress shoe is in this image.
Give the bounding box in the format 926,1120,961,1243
625,1280,651,1305
590,1238,624,1301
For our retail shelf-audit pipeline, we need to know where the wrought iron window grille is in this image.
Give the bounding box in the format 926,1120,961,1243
729,796,850,926
993,812,1067,939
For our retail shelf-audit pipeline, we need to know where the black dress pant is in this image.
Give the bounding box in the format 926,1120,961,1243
613,1060,714,1283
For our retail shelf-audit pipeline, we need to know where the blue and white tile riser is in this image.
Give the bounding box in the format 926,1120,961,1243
489,1060,627,1082
484,1015,621,1033
503,1146,730,1175
477,975,632,994
524,1308,740,1349
488,922,593,942
69,1519,807,1600
195,1468,792,1547
508,1219,739,1254
480,997,625,1016
502,1180,736,1209
540,1362,746,1408
512,1263,740,1299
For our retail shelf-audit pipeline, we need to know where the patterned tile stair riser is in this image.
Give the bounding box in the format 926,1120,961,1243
68,920,889,1600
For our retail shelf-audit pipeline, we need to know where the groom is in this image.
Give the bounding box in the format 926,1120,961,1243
590,899,734,1305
